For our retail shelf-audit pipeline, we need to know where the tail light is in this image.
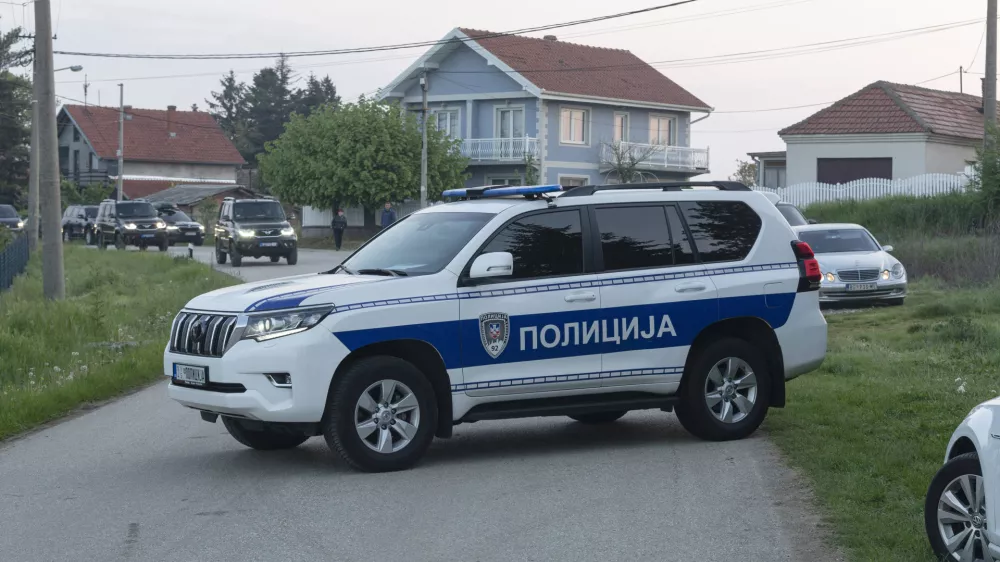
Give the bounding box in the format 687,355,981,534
791,240,821,291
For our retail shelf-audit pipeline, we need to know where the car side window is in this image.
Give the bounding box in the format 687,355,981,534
679,201,762,263
62,207,73,220
665,205,696,265
481,209,584,280
594,205,673,271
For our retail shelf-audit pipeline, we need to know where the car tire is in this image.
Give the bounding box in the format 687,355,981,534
194,238,204,247
925,452,991,560
222,417,310,451
323,356,438,473
569,411,628,424
97,232,106,250
158,239,169,252
269,256,280,263
230,242,242,267
85,229,94,246
114,232,125,251
887,298,905,306
674,337,771,442
286,248,298,266
215,240,227,265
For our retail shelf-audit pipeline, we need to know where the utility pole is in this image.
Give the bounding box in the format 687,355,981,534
961,66,964,94
27,42,39,252
986,0,997,147
419,71,428,209
35,0,64,300
117,83,124,201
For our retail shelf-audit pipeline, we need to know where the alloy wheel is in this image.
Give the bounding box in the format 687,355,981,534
703,357,758,424
354,379,420,454
937,473,994,561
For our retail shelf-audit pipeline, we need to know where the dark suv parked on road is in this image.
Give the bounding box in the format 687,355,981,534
215,197,297,266
155,204,205,246
61,205,98,242
94,199,168,251
0,204,23,232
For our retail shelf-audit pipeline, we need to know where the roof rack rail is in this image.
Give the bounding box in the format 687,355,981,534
442,184,563,200
222,196,235,201
560,181,751,198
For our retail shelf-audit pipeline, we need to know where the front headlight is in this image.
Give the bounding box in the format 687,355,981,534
280,227,295,236
823,272,835,283
156,220,166,229
16,220,23,229
166,225,180,231
124,223,137,230
198,224,205,232
242,306,334,342
892,263,905,279
238,229,256,238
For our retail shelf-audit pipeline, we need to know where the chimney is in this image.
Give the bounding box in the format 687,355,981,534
123,105,133,120
167,105,177,137
543,35,557,41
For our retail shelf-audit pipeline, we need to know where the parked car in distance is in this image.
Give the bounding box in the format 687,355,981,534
0,204,24,232
156,205,205,246
792,223,906,305
777,202,817,226
925,399,1000,561
61,205,98,242
94,199,169,251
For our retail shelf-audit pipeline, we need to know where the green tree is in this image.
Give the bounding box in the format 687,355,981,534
967,124,1000,226
60,180,112,207
245,55,296,159
259,98,467,219
205,70,250,158
521,153,540,185
294,73,341,117
0,27,32,208
729,159,758,187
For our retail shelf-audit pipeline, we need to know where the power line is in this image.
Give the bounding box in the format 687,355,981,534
52,1,698,60
915,69,960,86
969,22,988,69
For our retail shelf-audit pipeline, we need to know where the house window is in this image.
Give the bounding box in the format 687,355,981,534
558,175,589,187
89,153,99,171
649,115,676,145
763,165,787,188
486,177,522,187
496,107,524,139
73,127,80,142
435,110,459,138
560,108,588,145
613,112,629,142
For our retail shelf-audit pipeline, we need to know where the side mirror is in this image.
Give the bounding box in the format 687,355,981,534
469,252,514,279
882,245,894,253
807,219,818,224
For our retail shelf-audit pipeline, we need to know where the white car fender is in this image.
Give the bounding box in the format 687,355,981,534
945,400,1000,546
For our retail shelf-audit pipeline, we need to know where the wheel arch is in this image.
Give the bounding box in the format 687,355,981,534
324,338,453,438
948,436,978,461
683,316,786,408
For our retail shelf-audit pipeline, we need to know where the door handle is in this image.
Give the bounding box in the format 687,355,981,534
564,291,597,303
675,282,707,293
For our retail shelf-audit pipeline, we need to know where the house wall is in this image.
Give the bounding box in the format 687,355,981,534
784,135,928,184
57,123,102,172
125,162,238,182
925,141,977,175
403,44,526,99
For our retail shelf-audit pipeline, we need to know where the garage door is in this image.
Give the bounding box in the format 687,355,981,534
816,158,892,184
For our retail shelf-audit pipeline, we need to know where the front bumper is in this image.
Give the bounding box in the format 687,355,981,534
123,230,167,245
818,280,907,303
167,229,204,244
165,324,345,423
235,237,297,256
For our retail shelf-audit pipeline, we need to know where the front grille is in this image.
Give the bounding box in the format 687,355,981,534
138,223,157,230
837,268,879,282
255,228,281,237
170,312,239,357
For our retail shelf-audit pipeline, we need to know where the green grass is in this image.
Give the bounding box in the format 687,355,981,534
0,244,237,440
767,281,1000,561
805,193,987,238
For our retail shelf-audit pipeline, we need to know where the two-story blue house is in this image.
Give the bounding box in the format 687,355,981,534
381,27,713,188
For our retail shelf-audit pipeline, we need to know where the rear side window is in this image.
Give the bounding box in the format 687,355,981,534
594,206,673,271
482,210,583,280
665,206,696,265
777,204,807,226
679,201,761,263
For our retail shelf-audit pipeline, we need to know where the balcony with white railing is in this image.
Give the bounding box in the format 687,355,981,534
460,137,539,164
600,142,710,174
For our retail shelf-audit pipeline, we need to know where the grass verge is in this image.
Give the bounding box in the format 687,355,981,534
767,281,1000,561
0,244,237,440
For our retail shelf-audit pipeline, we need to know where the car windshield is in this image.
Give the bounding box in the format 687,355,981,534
777,204,808,226
0,205,17,219
234,202,284,220
161,210,193,223
799,228,881,253
116,202,157,219
341,211,494,276
83,207,97,219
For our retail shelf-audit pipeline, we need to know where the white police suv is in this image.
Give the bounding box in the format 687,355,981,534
165,182,828,472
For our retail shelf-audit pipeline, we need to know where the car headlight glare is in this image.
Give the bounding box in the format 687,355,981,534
124,223,137,230
280,227,295,236
238,229,256,238
891,263,905,279
155,221,166,229
166,225,180,231
242,306,334,341
881,270,890,280
823,272,835,283
16,220,23,228
198,224,205,232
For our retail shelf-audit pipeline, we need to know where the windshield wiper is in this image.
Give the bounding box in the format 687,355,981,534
357,268,407,277
325,264,356,275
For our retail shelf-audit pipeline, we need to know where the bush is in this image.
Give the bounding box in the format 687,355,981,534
805,192,986,238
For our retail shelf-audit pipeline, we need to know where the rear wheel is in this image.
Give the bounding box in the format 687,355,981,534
569,411,627,424
85,228,94,246
269,256,280,263
925,453,992,561
222,417,309,450
230,242,242,267
158,239,169,252
675,338,771,441
114,232,125,251
286,248,298,265
215,240,227,264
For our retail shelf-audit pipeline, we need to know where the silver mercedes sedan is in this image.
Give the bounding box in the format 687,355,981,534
792,223,907,305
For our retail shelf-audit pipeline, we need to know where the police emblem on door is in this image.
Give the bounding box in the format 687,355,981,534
479,312,510,359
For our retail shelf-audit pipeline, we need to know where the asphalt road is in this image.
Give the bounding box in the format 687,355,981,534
0,245,839,562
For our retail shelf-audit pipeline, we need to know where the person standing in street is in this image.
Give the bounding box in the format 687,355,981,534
380,202,397,230
331,209,347,251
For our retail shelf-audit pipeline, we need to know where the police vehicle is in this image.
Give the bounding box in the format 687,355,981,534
165,182,828,472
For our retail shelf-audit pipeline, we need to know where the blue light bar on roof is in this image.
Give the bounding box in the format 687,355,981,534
441,184,564,198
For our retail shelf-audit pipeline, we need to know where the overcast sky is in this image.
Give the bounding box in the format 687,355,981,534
2,0,990,179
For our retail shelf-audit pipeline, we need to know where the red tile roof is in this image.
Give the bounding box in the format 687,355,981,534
122,180,174,200
779,81,992,139
459,28,710,110
62,105,245,165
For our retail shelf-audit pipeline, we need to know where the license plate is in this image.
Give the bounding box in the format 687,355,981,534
173,364,207,386
259,242,278,247
185,232,197,236
846,283,877,292
141,234,155,238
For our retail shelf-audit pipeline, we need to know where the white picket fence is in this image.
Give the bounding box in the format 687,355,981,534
755,173,970,207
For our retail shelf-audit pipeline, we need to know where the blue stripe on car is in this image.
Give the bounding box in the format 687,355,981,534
451,366,686,392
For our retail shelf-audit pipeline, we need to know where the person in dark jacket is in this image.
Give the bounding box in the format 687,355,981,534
331,209,347,251
380,202,397,230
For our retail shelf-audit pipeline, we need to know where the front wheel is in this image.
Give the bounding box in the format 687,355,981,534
97,232,107,250
674,337,771,441
85,229,94,246
569,411,627,424
158,239,169,252
114,232,125,251
230,242,242,267
323,356,437,473
925,453,992,561
222,417,309,450
286,248,298,265
269,256,280,263
215,240,227,265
